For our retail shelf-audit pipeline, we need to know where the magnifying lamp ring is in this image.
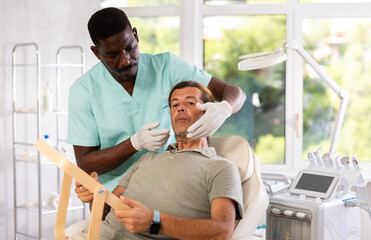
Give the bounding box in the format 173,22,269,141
238,51,287,71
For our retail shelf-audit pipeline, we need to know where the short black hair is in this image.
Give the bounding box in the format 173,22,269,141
168,81,215,107
88,7,132,46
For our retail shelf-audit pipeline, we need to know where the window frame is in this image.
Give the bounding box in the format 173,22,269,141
118,0,371,174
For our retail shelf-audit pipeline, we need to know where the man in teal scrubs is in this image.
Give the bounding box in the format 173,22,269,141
68,7,246,191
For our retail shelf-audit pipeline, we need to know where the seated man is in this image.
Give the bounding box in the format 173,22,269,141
73,81,244,240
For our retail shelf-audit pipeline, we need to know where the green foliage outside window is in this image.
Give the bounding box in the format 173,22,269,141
102,0,178,7
204,0,286,5
204,15,286,164
130,17,179,55
303,19,371,162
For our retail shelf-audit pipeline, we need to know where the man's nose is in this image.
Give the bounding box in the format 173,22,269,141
177,105,186,112
119,51,131,66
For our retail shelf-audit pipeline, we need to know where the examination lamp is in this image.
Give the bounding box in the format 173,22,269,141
238,40,349,155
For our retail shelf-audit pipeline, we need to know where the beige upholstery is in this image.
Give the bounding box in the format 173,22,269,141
65,135,269,240
208,135,269,240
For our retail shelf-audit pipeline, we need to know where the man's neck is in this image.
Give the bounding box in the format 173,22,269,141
118,80,135,96
176,136,208,150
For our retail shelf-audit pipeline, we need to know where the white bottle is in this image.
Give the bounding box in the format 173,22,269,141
41,135,54,162
42,82,55,113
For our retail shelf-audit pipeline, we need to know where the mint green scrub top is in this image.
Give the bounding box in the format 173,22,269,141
67,52,211,191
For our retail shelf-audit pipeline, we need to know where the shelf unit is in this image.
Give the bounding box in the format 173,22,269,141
12,43,86,239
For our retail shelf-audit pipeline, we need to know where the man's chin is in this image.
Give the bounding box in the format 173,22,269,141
117,66,138,80
117,71,136,80
175,131,188,136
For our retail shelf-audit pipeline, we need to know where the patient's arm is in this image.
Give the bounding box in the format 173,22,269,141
160,198,235,240
113,197,236,240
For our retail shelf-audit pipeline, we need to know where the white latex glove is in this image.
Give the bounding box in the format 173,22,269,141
130,122,170,151
187,100,232,139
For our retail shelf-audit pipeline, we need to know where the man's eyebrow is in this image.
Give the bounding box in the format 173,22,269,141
104,50,118,55
170,96,197,104
170,97,179,104
104,42,135,54
184,96,197,100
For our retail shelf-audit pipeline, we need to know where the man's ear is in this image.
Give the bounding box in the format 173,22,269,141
132,27,139,43
90,46,101,60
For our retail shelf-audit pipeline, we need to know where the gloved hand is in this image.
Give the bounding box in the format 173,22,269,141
187,100,232,139
130,122,170,151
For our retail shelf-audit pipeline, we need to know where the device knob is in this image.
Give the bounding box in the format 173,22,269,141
283,210,294,216
295,212,307,219
271,208,281,214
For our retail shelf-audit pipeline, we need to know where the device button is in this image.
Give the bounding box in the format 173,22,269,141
283,210,294,216
271,208,281,214
295,212,307,219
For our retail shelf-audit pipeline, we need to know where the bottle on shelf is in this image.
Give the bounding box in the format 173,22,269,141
41,81,55,113
41,135,54,163
44,134,53,146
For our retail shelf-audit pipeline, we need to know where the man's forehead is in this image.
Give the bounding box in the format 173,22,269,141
170,87,203,101
97,29,134,50
171,95,197,102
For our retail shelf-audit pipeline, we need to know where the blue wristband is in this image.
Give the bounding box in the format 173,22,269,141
153,210,160,222
149,210,161,234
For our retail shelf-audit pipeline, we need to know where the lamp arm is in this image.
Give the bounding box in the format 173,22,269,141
330,97,348,154
285,40,349,154
285,40,347,98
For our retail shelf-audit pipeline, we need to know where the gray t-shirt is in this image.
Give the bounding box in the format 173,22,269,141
100,144,244,240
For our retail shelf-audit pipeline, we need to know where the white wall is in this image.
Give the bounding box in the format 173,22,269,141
0,1,100,239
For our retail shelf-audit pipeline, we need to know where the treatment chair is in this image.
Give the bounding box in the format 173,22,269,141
208,135,269,240
35,135,268,240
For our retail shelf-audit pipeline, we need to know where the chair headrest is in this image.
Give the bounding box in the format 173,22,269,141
208,136,254,182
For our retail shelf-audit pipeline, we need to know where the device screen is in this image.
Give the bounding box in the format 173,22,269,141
295,173,334,193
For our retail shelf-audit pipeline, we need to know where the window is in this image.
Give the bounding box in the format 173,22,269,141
204,0,286,4
302,18,371,163
203,15,286,164
102,0,178,7
301,0,371,2
101,1,371,166
130,17,180,55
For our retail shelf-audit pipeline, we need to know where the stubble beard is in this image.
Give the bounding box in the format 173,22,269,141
117,65,138,82
175,131,188,136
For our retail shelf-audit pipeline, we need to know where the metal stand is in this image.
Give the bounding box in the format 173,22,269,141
12,43,85,239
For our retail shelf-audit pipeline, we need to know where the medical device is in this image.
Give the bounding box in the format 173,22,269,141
263,149,371,239
288,170,340,200
265,151,371,240
266,172,361,239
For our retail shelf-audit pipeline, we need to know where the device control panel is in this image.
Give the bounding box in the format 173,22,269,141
268,205,312,221
267,205,312,240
